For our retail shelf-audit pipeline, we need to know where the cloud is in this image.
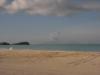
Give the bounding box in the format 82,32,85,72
0,0,100,16
5,0,29,13
72,2,100,11
49,32,61,41
0,0,6,7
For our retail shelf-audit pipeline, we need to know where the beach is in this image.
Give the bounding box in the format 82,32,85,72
0,49,100,75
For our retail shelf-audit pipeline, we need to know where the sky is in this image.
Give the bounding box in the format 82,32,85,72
0,0,100,44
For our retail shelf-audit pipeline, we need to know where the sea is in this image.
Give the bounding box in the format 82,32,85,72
0,44,100,52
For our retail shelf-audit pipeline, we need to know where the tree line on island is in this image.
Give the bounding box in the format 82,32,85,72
0,42,30,45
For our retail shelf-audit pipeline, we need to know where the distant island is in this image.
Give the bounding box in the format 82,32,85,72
12,42,30,45
0,42,10,45
0,42,30,45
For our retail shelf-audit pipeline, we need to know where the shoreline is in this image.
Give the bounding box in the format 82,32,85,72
0,49,100,58
0,48,100,52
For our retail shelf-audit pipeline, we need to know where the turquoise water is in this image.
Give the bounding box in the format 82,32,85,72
0,44,100,51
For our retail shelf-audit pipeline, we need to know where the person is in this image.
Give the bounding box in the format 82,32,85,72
9,47,13,51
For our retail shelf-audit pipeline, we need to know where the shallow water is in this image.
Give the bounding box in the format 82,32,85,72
0,44,100,51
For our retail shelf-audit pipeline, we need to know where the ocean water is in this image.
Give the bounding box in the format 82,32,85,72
0,44,100,52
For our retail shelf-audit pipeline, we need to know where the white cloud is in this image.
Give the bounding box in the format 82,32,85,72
0,0,100,16
5,0,29,13
0,0,6,7
49,32,61,41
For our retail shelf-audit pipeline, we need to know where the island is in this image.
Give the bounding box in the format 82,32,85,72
0,42,10,45
0,42,30,45
12,42,30,45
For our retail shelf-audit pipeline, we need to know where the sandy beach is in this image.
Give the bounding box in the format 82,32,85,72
0,49,100,75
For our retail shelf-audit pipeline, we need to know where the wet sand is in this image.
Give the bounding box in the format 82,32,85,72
0,49,100,75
